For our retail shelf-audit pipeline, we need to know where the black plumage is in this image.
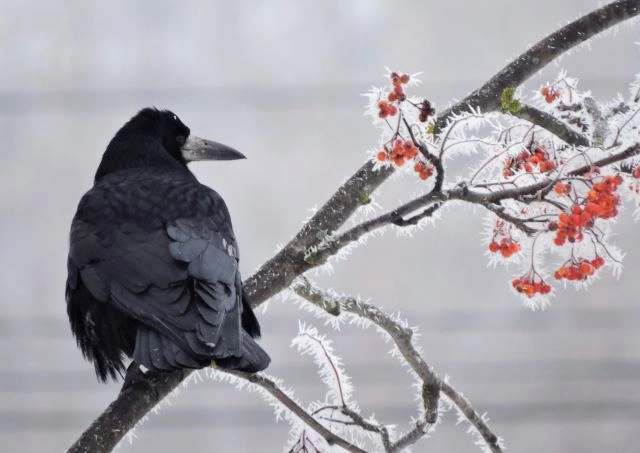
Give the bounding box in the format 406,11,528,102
66,108,270,382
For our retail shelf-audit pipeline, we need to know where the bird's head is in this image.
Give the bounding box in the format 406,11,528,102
95,108,245,180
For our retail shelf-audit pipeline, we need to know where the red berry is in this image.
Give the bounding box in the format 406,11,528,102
393,156,405,166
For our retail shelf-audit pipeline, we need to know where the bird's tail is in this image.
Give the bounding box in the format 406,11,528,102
215,330,270,373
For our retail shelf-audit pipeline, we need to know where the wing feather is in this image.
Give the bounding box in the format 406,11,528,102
67,177,268,373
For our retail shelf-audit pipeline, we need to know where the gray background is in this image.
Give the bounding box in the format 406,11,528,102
1,1,639,452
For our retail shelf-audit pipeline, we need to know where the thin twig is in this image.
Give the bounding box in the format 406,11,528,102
484,203,538,235
441,381,501,451
225,370,368,453
511,104,589,147
300,333,347,407
331,143,640,252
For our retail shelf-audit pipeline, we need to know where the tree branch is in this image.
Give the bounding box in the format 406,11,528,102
244,0,639,306
292,277,503,453
436,0,640,129
68,367,186,453
483,203,538,235
243,162,394,304
511,104,590,147
69,3,640,451
225,371,369,453
336,142,640,248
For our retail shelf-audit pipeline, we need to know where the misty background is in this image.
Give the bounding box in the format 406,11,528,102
1,1,639,451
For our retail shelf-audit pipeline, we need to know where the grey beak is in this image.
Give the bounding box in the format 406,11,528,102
181,135,246,162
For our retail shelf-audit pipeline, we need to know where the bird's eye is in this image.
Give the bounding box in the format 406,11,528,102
176,135,186,145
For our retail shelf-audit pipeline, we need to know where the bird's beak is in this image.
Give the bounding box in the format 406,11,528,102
181,135,246,162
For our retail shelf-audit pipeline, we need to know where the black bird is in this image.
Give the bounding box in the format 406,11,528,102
66,108,270,382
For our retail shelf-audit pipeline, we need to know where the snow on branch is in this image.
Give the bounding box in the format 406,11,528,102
351,67,640,307
436,0,640,128
213,369,369,453
292,277,503,453
509,103,590,147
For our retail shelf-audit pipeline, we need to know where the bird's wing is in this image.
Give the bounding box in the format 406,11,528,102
68,212,245,370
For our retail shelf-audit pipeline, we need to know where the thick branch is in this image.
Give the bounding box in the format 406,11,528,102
436,0,640,129
68,367,185,453
244,162,394,304
245,0,639,306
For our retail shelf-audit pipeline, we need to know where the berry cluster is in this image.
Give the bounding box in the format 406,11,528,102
413,161,434,180
554,257,605,281
550,206,589,245
488,220,521,258
373,71,438,183
378,100,397,119
489,238,521,257
540,86,561,103
585,175,622,219
633,166,640,178
554,182,572,195
550,175,622,246
377,72,411,118
377,139,419,166
418,99,436,123
389,72,410,102
503,147,556,177
512,275,552,297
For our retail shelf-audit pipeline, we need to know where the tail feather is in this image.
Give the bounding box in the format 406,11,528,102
241,293,261,338
134,326,269,373
215,331,270,373
134,326,205,371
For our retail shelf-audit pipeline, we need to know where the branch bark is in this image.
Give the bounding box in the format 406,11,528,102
68,367,185,453
225,371,369,453
333,142,640,248
511,104,590,147
436,0,640,129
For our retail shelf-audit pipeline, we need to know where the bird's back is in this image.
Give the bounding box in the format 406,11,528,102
67,167,268,381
